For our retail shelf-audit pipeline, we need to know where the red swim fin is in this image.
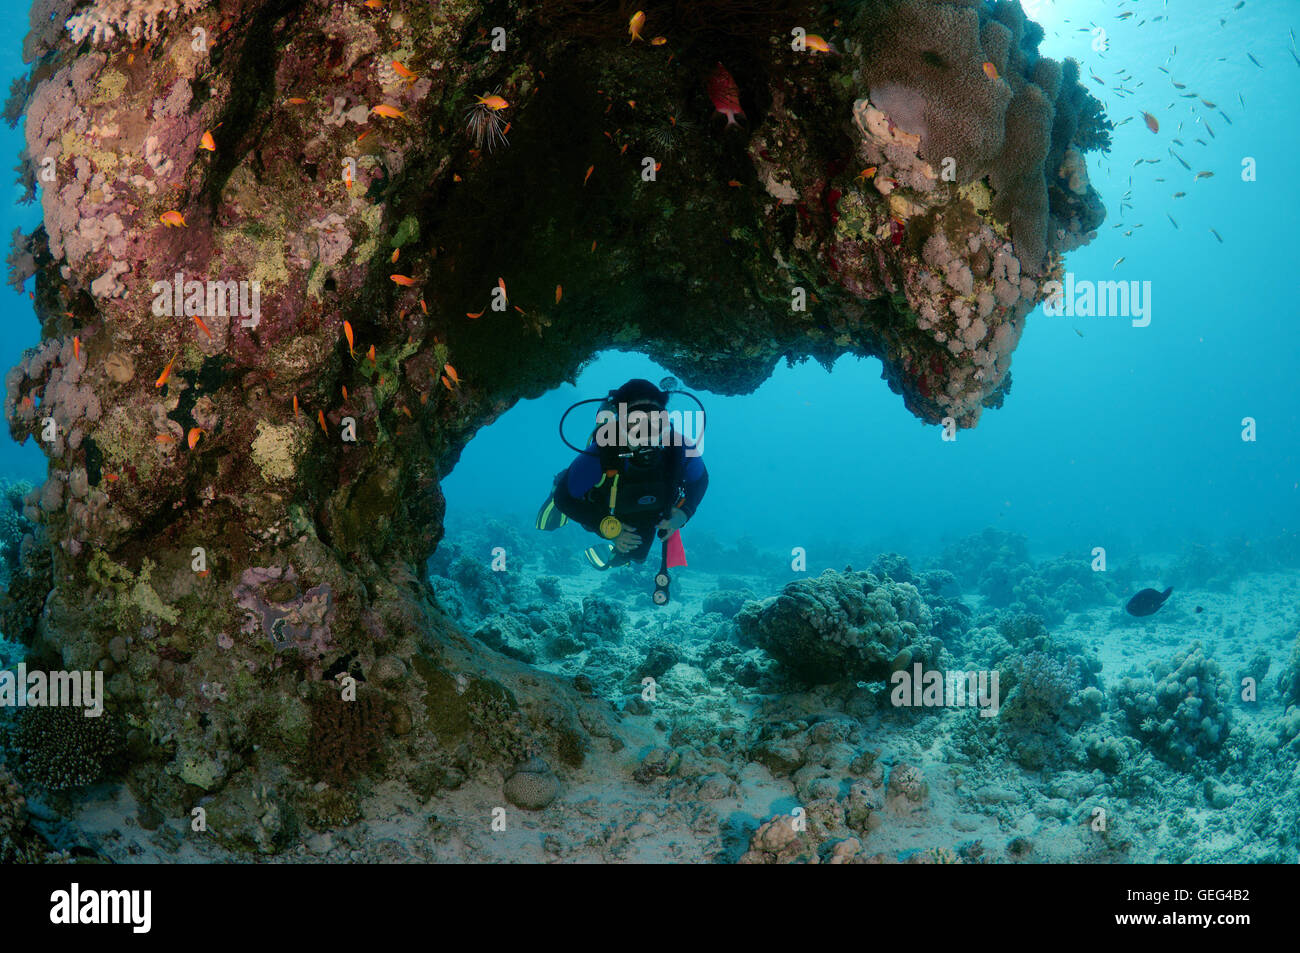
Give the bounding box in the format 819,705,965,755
665,530,687,568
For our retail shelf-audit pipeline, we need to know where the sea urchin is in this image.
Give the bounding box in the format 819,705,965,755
464,91,510,152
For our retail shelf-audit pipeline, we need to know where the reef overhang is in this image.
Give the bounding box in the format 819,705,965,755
2,0,1107,848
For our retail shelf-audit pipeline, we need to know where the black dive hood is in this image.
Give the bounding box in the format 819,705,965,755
559,376,707,459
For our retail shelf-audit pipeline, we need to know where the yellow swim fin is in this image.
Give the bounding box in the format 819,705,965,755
535,492,569,531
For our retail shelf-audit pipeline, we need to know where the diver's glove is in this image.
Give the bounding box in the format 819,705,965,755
656,507,688,539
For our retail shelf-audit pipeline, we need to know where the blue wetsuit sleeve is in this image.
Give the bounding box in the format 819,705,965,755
565,447,602,497
552,448,605,533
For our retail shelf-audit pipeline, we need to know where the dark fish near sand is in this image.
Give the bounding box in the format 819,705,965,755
1126,586,1173,617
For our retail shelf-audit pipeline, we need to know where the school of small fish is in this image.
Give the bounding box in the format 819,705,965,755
1053,0,1284,257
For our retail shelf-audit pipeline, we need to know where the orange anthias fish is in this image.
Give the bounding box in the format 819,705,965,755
318,409,328,433
555,284,563,304
392,60,417,81
363,0,383,8
476,94,509,111
159,210,187,227
286,97,308,105
982,61,999,80
467,309,484,319
441,375,453,391
155,353,177,388
650,36,667,46
199,130,216,151
343,320,355,359
187,427,204,449
367,344,376,364
444,363,460,385
155,433,176,444
342,385,349,401
73,336,80,361
193,314,212,340
293,394,300,417
371,104,405,119
391,248,400,263
628,10,646,42
805,34,830,53
391,274,416,286
1142,111,1160,133
584,164,594,186
706,63,745,126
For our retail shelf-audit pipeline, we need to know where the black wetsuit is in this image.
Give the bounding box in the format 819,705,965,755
551,438,708,564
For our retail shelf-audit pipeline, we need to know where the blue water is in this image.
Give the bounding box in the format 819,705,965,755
443,0,1299,564
0,0,44,485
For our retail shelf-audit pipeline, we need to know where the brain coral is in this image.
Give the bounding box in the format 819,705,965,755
736,569,935,683
503,757,559,811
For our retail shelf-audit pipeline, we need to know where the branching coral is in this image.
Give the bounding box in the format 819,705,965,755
65,0,206,44
1114,643,1233,769
0,764,26,853
8,706,123,790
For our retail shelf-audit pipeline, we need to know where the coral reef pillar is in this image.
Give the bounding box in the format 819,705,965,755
4,0,1107,846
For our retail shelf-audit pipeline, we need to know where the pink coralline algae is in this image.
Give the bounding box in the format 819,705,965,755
233,565,336,661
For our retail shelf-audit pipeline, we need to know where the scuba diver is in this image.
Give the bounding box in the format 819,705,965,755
535,378,708,604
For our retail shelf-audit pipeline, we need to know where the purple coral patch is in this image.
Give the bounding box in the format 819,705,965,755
233,565,336,659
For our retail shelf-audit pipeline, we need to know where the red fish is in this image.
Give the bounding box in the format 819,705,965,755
706,63,745,126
